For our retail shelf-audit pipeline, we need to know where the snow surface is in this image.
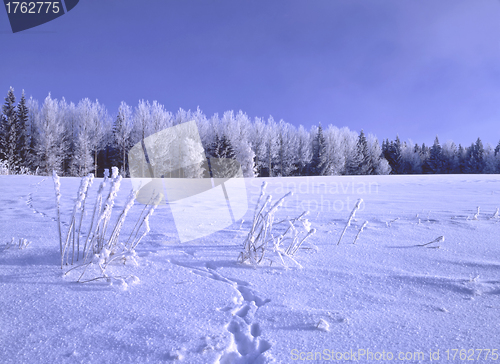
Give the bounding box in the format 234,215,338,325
1,174,499,363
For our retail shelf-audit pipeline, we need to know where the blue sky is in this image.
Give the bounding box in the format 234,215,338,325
1,0,500,147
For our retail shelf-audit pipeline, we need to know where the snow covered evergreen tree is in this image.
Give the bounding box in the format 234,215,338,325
465,138,485,173
16,91,31,170
457,144,467,173
346,130,372,175
1,87,20,170
26,97,40,172
423,136,443,174
494,140,500,157
210,133,239,178
441,141,458,174
382,137,402,174
310,123,327,175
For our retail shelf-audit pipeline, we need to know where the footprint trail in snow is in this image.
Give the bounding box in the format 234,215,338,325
169,259,274,363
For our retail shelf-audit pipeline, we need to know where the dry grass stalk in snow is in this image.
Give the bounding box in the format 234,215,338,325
353,221,368,244
337,198,363,245
239,181,316,268
52,171,63,258
473,206,480,220
419,236,445,247
386,217,399,227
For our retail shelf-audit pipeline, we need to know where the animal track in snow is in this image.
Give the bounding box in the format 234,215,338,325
168,258,274,362
218,283,273,363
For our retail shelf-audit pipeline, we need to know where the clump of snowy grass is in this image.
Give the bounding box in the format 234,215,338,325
4,237,32,250
238,181,316,268
353,221,368,244
53,167,162,283
337,198,362,245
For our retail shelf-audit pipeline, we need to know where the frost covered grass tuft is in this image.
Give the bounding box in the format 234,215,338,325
238,181,316,268
337,198,363,245
353,221,368,244
4,237,32,250
53,167,162,283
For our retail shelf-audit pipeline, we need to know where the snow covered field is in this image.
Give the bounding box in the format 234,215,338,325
1,174,499,363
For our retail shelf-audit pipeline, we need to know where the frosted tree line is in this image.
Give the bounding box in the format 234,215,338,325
1,87,499,177
382,136,500,174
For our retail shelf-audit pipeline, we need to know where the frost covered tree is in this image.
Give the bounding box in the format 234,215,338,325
133,100,151,144
276,120,297,176
210,133,239,178
26,97,40,171
398,141,422,174
346,130,372,175
483,145,499,174
494,140,500,157
262,117,280,177
423,136,443,174
382,137,402,174
321,126,345,175
70,99,93,176
35,94,67,174
221,110,255,177
250,117,267,177
112,102,134,176
70,99,110,177
341,127,361,175
295,125,312,176
367,134,391,175
441,141,458,174
16,91,31,170
149,100,173,135
310,123,327,175
465,138,485,174
192,107,212,156
60,99,78,174
457,144,467,173
0,87,20,170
